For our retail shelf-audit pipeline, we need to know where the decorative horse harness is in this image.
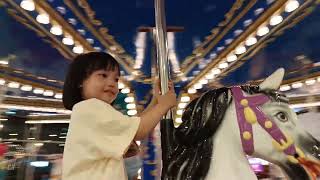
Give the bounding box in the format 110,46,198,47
231,86,304,164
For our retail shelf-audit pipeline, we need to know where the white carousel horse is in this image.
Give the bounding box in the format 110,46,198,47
162,69,320,180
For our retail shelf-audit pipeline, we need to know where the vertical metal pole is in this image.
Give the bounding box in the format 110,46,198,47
154,0,174,179
154,0,170,108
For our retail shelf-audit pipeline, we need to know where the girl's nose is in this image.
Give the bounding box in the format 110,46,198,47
106,80,117,88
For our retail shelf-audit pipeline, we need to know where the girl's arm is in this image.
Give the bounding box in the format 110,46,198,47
139,78,160,116
134,81,176,140
134,103,172,140
139,97,157,116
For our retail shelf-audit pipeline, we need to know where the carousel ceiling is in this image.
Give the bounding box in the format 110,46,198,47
0,0,319,119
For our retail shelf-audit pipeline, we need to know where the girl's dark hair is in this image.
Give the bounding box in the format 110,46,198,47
63,52,120,110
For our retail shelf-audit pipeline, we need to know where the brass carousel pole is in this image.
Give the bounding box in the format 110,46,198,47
154,0,174,178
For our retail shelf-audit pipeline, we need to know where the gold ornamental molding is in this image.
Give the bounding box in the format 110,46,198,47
63,0,138,73
2,96,64,109
27,114,70,120
186,0,317,91
4,0,75,60
212,0,317,85
0,65,64,86
35,0,94,52
289,94,320,105
0,65,63,92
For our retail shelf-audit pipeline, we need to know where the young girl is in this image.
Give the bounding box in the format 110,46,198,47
62,52,176,180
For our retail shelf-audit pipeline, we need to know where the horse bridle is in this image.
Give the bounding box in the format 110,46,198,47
231,86,304,164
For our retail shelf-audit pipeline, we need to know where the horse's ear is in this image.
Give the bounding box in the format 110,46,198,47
259,68,285,91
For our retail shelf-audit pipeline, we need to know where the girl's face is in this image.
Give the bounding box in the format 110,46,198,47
81,68,119,104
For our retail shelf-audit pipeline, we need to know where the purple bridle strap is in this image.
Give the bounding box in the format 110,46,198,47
231,87,296,156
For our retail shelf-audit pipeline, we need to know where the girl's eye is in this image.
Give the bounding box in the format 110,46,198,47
275,112,288,122
99,74,107,78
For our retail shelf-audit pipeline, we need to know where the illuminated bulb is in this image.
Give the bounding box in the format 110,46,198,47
305,79,316,85
54,93,63,99
205,73,215,80
73,45,84,54
270,15,283,26
20,0,35,11
0,61,8,65
50,25,63,36
34,143,44,147
178,103,187,109
127,110,137,116
227,54,237,62
33,88,44,94
21,85,32,91
181,96,190,102
94,47,101,51
285,0,299,12
62,36,74,45
177,109,183,115
211,68,221,75
291,82,303,89
235,46,246,55
280,85,291,91
188,88,196,94
0,79,6,85
43,90,54,96
118,82,125,89
257,26,269,36
219,62,228,69
125,97,134,103
200,79,208,84
8,82,20,88
245,37,257,46
126,103,136,109
121,88,130,94
36,13,50,24
194,83,203,89
175,118,182,123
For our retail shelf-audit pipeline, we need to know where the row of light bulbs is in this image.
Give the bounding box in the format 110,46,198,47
118,82,138,116
174,94,191,125
0,78,62,99
0,104,71,114
124,93,138,116
280,76,320,91
20,0,85,54
1,76,135,114
187,0,300,94
1,78,137,114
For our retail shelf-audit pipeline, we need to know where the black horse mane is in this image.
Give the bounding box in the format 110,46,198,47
162,85,286,180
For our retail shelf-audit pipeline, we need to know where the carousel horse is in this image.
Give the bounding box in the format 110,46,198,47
162,69,320,180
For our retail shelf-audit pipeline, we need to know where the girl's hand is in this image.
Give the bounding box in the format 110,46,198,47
153,78,174,97
157,80,176,109
152,78,161,101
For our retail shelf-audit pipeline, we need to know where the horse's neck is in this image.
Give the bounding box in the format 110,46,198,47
205,104,258,180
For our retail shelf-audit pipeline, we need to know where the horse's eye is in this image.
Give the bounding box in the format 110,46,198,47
275,112,288,122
